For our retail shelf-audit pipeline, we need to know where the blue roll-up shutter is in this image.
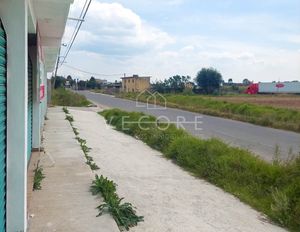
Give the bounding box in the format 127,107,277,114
0,20,7,232
27,57,33,161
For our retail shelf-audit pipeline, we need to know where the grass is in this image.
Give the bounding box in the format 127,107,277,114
63,107,100,171
91,175,144,231
33,162,45,191
119,92,300,133
52,88,91,106
100,108,300,231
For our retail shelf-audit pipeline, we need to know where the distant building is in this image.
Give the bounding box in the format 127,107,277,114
185,82,195,89
65,80,71,88
121,75,151,92
95,79,108,85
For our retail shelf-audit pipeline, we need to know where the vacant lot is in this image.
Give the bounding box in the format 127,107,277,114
210,95,300,111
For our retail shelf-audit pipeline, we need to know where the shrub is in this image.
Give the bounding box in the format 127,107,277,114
91,175,144,231
52,88,91,106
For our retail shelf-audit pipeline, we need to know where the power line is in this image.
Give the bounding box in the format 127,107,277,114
66,0,88,52
60,0,92,66
63,64,124,77
53,0,90,77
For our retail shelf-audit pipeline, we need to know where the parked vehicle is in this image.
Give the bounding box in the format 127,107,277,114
246,81,300,94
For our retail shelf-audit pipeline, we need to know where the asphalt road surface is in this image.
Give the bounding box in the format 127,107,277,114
79,91,300,161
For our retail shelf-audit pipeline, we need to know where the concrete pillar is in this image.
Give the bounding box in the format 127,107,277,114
0,0,28,231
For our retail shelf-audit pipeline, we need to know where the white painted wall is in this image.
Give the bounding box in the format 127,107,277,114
0,0,28,231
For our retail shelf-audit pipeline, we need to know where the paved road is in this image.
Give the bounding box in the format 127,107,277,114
79,91,300,161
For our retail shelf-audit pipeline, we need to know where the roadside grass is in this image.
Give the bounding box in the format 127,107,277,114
100,108,300,231
118,92,300,133
52,88,91,106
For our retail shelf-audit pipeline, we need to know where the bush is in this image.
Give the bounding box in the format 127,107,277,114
52,88,91,106
100,109,300,231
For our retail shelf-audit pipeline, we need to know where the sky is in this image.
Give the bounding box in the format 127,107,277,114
58,0,300,83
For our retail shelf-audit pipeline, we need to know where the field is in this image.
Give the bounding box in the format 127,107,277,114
118,93,300,133
211,95,300,111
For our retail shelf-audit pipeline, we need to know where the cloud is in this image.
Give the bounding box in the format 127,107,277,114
63,1,174,56
59,0,300,83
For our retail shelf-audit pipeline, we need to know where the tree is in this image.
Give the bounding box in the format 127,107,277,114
152,75,191,93
228,78,233,84
87,76,97,89
195,68,222,94
78,80,87,90
242,78,251,86
151,80,168,93
52,76,66,89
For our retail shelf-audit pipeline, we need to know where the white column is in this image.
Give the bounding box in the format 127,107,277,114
0,0,28,231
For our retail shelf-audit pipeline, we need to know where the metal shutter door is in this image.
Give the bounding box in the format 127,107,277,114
27,57,33,161
0,20,7,232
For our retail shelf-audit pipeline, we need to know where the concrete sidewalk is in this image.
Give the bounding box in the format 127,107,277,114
70,107,286,232
28,107,119,232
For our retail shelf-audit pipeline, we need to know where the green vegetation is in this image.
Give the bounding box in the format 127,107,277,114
91,175,144,231
62,106,69,114
100,109,300,231
63,107,99,171
76,136,100,171
119,93,300,133
33,162,45,191
52,88,91,106
195,68,222,94
65,115,74,123
152,75,191,93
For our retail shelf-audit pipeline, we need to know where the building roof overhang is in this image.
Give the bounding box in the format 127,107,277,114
28,0,73,72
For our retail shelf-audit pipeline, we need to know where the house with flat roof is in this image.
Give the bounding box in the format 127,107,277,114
121,74,151,93
0,0,73,230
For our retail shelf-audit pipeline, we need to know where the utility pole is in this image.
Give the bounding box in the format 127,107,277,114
52,47,61,89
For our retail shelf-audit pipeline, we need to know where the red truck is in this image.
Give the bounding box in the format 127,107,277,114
246,82,300,94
